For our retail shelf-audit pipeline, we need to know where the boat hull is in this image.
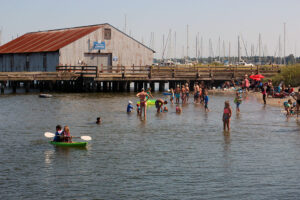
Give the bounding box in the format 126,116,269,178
49,141,87,147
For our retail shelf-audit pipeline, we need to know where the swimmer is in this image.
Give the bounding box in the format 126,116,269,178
155,99,168,113
137,88,150,119
176,105,182,114
223,101,232,131
96,117,102,124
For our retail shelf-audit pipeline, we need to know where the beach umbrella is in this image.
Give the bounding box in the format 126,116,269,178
254,74,265,79
249,75,256,79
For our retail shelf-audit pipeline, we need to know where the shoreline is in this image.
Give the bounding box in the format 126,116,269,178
209,88,299,108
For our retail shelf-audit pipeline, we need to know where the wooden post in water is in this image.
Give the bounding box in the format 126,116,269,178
126,81,131,92
25,81,30,93
134,82,137,92
150,82,155,92
159,82,165,92
0,82,5,94
103,81,108,92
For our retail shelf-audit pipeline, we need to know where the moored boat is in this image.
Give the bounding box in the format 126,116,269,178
39,94,53,98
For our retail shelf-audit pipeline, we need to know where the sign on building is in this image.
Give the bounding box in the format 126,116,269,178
93,41,105,50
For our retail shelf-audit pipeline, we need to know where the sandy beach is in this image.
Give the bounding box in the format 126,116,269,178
209,87,299,108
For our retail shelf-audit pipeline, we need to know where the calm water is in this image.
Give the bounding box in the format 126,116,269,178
0,92,300,200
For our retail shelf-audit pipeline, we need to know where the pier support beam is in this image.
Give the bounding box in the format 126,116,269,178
24,81,30,93
103,81,108,92
1,82,5,94
126,81,131,92
134,82,137,92
159,82,165,92
150,82,155,92
12,81,17,93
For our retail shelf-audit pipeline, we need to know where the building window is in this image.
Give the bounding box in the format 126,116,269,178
104,28,111,40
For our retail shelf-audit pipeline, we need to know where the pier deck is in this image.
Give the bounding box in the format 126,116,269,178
0,65,280,93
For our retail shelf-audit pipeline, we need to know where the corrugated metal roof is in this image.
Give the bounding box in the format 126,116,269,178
0,23,155,54
0,25,102,53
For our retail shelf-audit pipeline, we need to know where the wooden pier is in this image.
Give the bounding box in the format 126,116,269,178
0,65,280,93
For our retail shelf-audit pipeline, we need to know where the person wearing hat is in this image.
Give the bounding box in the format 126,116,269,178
127,100,134,113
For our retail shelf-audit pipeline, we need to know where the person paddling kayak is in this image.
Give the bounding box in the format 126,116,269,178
53,125,63,142
62,126,72,143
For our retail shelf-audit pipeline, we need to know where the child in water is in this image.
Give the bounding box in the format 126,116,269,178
283,99,293,116
223,101,232,131
234,91,242,112
204,90,209,112
136,104,141,115
176,105,182,114
163,106,168,112
170,88,174,104
127,101,134,113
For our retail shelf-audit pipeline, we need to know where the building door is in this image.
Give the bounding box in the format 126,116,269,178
84,53,112,69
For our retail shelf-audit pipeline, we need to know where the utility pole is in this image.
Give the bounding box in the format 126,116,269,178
284,22,286,65
0,28,2,46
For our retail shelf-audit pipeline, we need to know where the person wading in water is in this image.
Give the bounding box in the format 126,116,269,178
136,88,150,119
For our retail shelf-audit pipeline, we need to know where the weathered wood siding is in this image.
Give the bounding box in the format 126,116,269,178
59,24,154,67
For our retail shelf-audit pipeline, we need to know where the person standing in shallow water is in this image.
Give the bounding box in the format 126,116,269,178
136,88,149,119
223,101,232,131
292,88,300,118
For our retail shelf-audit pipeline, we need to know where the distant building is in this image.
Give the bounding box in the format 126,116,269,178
0,23,155,72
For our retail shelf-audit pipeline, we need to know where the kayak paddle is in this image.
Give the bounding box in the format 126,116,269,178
44,132,92,141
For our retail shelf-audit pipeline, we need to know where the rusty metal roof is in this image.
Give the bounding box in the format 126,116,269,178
0,23,155,54
0,25,102,54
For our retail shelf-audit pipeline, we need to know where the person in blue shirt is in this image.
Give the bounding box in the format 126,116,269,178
127,101,134,113
53,125,63,142
204,90,209,112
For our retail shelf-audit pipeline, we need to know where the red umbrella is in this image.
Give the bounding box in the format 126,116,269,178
253,74,265,79
249,75,256,79
252,77,261,81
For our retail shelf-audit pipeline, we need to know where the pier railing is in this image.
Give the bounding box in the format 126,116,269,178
56,65,280,80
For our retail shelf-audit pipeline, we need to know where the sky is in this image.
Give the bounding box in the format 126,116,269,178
0,0,299,59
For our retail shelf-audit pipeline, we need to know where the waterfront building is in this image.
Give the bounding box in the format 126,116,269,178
0,23,154,72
